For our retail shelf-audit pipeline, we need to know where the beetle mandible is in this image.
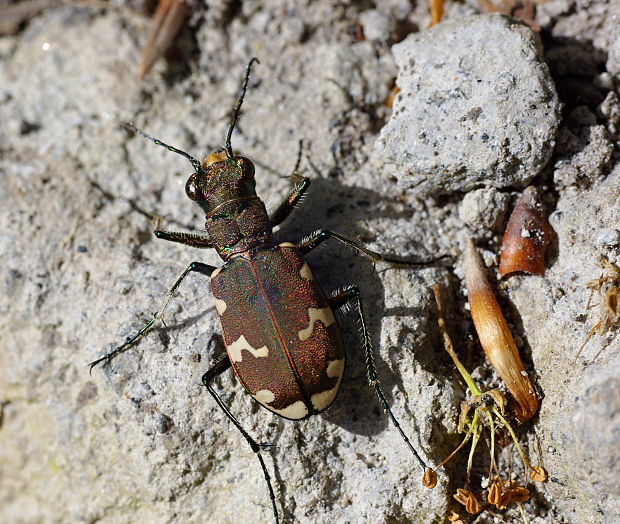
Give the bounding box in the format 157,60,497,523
90,58,441,523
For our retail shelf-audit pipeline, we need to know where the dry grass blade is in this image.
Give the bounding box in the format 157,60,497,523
428,0,445,28
0,0,50,35
139,0,189,79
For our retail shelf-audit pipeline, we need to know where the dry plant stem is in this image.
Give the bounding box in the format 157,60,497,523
499,186,550,277
488,413,498,478
436,429,473,471
464,239,539,422
492,407,534,475
466,413,482,485
139,0,189,79
432,286,482,396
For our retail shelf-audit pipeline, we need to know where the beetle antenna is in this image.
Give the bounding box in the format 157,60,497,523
122,122,202,174
225,57,260,159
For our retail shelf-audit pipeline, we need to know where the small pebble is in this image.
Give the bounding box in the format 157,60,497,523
595,228,620,247
154,413,173,434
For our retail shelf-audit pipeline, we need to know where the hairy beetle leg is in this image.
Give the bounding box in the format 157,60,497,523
298,229,447,267
269,177,311,228
203,357,280,524
330,286,428,470
88,261,216,373
154,230,214,249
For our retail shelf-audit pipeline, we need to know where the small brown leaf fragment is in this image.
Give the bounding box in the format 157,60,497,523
453,488,481,514
530,465,547,482
499,186,551,277
485,389,506,415
464,239,539,422
139,0,189,79
422,468,438,488
385,85,400,108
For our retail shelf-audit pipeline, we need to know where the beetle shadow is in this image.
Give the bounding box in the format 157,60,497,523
267,172,452,440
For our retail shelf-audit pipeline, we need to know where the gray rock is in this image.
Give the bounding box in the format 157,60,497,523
374,14,562,196
359,9,392,43
553,106,614,189
458,187,511,233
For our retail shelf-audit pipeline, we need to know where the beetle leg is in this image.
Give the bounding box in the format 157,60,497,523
203,357,280,524
88,261,216,373
298,229,448,267
154,229,214,248
330,286,428,470
269,140,311,227
268,177,311,228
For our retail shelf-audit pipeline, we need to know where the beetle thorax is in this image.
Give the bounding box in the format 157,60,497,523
185,154,273,259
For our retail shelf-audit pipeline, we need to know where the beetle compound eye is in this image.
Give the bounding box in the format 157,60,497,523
185,173,201,201
236,156,255,178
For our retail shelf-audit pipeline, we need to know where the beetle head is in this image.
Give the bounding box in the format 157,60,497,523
185,153,257,213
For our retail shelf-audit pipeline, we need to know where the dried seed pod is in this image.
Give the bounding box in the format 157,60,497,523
487,477,503,505
448,511,465,524
139,0,189,79
422,468,438,488
453,488,481,514
499,186,550,277
530,465,547,482
504,481,530,503
464,239,539,422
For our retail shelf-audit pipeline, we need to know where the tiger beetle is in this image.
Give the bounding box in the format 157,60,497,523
90,58,443,523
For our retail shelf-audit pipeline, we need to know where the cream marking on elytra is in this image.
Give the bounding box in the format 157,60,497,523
299,262,313,281
227,334,269,363
311,359,345,410
326,358,345,378
253,389,276,404
279,242,296,248
269,400,309,419
213,297,227,315
298,307,336,341
210,266,223,278
310,383,340,411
